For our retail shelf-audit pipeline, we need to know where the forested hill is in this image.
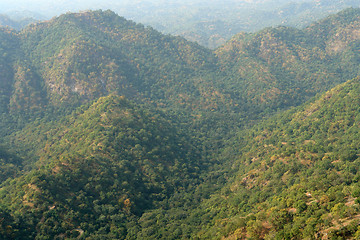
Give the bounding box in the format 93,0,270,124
2,9,360,126
16,10,222,112
2,7,360,239
194,77,360,239
0,28,19,113
0,95,204,239
132,77,360,239
216,7,360,116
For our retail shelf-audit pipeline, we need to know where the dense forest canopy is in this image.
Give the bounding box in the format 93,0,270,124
1,7,360,239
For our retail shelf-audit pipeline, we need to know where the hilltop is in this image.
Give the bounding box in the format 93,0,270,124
0,95,204,239
1,8,360,239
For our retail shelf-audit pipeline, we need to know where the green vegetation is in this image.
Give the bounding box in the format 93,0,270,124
216,8,360,117
0,27,18,113
0,95,205,239
115,0,360,48
125,78,360,239
1,8,360,239
192,77,360,239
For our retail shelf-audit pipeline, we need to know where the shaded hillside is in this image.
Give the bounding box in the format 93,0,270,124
190,77,360,239
0,27,47,115
94,78,360,239
0,10,237,143
216,8,360,117
0,95,203,239
17,10,224,112
0,28,18,113
0,27,48,137
3,8,360,239
0,146,23,184
3,9,360,127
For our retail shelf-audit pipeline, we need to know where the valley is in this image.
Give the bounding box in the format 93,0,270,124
1,8,360,239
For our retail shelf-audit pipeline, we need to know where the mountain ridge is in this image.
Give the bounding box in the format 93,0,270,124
1,8,360,239
1,8,360,123
0,95,205,239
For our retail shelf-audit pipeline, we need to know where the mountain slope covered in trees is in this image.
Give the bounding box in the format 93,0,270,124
1,8,360,136
1,8,360,239
130,77,360,239
2,9,360,122
0,95,205,239
216,8,360,116
18,10,221,110
196,77,360,239
3,0,359,48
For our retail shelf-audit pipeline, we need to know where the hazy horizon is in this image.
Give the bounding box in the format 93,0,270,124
1,0,359,48
0,0,308,18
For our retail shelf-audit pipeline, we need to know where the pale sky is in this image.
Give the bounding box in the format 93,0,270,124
0,0,304,18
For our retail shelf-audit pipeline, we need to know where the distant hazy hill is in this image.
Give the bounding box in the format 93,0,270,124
16,10,225,112
1,0,359,48
117,0,360,48
1,9,360,141
0,13,38,30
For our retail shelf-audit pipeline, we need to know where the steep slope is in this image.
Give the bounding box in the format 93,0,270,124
189,77,360,239
0,15,20,29
0,146,23,184
3,9,360,129
98,77,360,239
0,27,48,137
216,8,360,116
0,14,36,30
17,10,226,113
0,95,203,239
0,10,248,154
0,28,17,113
0,10,229,120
